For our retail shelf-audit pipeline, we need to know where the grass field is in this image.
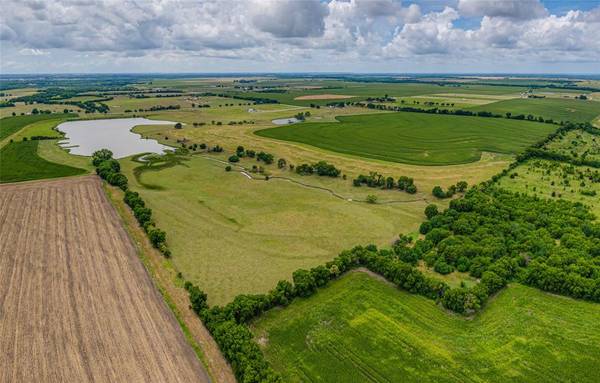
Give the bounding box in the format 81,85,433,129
0,140,86,183
496,159,600,216
543,130,600,162
255,112,556,165
0,177,209,382
121,154,429,304
469,97,600,123
252,272,600,383
6,117,65,142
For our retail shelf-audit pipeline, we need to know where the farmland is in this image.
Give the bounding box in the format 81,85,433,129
1,73,600,383
252,272,600,383
122,154,429,304
255,112,555,165
469,97,600,123
0,140,86,183
0,177,209,382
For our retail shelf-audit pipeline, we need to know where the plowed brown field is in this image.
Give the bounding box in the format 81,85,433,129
0,176,209,383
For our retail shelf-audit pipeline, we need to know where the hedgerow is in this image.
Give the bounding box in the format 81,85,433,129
92,149,171,257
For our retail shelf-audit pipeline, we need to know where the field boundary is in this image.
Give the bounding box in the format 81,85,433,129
104,183,236,383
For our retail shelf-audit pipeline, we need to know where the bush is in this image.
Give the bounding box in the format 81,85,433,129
225,165,232,172
228,155,240,163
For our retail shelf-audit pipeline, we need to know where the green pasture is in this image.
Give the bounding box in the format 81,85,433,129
121,154,428,304
469,97,600,123
255,112,556,165
543,130,600,163
0,140,86,183
496,159,600,216
252,272,600,383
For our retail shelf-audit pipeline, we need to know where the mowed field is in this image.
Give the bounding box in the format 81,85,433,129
252,272,600,383
255,112,556,165
0,177,208,383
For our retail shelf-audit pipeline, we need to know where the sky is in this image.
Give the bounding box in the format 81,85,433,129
1,0,599,74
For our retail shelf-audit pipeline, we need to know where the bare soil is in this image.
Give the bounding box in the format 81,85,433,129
0,176,209,383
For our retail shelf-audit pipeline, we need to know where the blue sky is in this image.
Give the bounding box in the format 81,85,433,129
1,0,599,74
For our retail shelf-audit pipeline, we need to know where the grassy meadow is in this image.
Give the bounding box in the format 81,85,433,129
252,272,600,383
121,154,430,304
255,112,555,165
543,130,600,162
496,159,600,216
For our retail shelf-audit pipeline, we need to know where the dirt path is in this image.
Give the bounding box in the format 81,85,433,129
104,184,236,383
0,176,210,383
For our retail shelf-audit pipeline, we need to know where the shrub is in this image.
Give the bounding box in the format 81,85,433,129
228,155,240,163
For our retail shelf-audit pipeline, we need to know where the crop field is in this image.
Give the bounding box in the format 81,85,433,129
0,140,86,183
469,97,600,123
252,272,600,383
255,112,555,165
496,159,600,216
543,130,600,162
121,155,429,304
0,114,74,143
0,177,208,383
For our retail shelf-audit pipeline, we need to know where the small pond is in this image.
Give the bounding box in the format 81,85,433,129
57,118,176,158
272,117,300,125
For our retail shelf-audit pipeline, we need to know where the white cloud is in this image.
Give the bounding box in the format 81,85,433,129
458,0,548,20
0,0,598,73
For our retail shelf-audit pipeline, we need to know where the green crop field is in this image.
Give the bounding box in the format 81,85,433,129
0,140,86,183
0,114,73,142
470,97,600,123
252,272,600,383
255,112,556,165
121,154,429,304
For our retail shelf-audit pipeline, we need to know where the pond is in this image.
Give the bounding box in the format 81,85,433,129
272,117,300,125
57,118,176,158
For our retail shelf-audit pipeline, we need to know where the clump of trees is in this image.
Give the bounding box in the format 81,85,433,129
92,149,128,190
432,180,468,199
353,172,417,194
295,161,341,177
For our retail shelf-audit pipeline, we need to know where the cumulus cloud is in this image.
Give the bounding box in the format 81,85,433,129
0,0,599,72
458,0,548,20
252,0,329,38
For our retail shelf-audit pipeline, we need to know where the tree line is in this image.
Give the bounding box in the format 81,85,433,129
92,149,170,257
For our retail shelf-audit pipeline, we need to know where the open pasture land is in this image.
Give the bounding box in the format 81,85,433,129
252,272,600,383
0,103,81,118
122,155,429,304
496,159,600,216
0,140,86,183
543,129,600,162
0,177,208,383
469,97,600,123
255,112,556,165
135,110,512,193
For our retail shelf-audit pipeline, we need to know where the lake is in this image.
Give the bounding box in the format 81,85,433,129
272,117,300,125
57,118,176,158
